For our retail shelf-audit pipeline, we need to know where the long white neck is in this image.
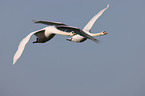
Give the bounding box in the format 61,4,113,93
88,31,106,36
90,32,104,36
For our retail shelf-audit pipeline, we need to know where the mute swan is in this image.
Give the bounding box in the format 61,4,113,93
13,22,98,64
66,4,109,42
13,4,109,64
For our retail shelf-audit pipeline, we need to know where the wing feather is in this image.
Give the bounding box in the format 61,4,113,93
83,4,109,32
13,28,45,64
33,20,66,26
56,25,99,43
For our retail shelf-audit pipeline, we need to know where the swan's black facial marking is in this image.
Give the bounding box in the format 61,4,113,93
103,31,107,35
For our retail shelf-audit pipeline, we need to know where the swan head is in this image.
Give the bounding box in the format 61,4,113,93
100,31,107,35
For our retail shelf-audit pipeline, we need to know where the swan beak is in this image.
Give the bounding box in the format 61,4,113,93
103,31,107,35
72,32,76,35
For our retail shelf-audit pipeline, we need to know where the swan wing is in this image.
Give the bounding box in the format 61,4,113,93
33,20,66,26
13,29,45,64
56,25,99,43
83,4,109,32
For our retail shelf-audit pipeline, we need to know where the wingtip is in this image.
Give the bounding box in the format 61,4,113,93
107,4,109,8
13,57,17,65
13,60,16,65
92,38,100,44
95,40,100,44
32,19,39,23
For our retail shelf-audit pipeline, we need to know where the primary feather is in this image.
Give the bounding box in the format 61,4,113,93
13,32,35,64
83,4,109,32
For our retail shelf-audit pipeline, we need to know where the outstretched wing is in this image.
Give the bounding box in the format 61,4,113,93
56,25,99,43
13,28,45,64
33,20,67,26
83,4,109,32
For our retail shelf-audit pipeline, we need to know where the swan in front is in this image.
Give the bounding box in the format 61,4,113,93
66,4,109,42
13,21,99,64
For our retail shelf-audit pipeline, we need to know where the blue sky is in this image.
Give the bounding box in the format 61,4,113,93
0,0,145,96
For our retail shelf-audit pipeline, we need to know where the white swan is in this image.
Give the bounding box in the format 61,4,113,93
66,4,109,42
13,4,109,64
13,22,99,64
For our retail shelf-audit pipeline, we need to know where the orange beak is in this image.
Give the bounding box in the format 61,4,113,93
72,32,76,35
103,32,107,35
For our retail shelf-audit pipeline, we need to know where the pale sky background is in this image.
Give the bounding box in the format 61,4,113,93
0,0,145,96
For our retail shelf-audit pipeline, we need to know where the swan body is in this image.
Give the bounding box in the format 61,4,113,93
66,31,107,42
33,26,73,43
66,4,109,42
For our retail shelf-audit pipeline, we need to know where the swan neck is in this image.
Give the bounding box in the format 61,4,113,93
90,32,103,36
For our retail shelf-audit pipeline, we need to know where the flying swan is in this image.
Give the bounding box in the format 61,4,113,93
13,22,99,64
35,4,109,43
13,4,109,64
66,4,109,42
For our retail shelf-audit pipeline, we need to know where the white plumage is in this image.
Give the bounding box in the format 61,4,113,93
13,24,97,64
66,4,109,42
13,4,109,64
